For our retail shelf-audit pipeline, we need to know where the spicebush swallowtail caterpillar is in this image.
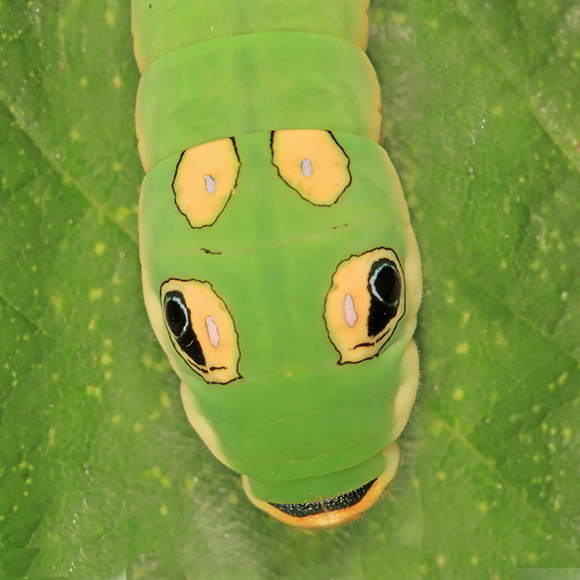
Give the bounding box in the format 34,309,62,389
133,0,422,529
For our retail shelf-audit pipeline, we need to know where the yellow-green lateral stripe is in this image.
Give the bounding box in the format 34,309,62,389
132,0,370,73
136,32,381,172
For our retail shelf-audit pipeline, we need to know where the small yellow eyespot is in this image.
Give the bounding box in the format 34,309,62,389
172,138,240,228
161,279,241,384
271,130,351,205
324,248,406,364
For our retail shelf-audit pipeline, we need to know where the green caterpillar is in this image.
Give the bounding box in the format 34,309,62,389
132,0,422,529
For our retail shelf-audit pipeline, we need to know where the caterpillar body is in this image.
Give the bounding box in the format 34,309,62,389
132,0,422,529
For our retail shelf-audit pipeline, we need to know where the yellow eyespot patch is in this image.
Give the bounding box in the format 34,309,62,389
324,248,406,364
172,138,240,228
161,278,241,384
271,130,351,205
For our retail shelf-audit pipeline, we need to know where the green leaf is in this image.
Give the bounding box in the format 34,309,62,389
1,0,579,578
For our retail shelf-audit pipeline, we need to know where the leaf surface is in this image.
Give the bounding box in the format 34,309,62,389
1,1,579,578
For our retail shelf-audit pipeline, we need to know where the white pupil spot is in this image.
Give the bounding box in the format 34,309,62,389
205,315,219,347
301,158,313,177
204,174,216,194
344,293,357,327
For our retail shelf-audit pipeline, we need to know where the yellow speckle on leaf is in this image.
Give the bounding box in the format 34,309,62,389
563,428,571,444
110,414,122,424
456,342,469,354
94,242,105,255
495,331,507,347
115,206,130,221
160,505,168,515
436,471,446,481
112,75,122,88
453,388,464,401
491,104,503,117
48,428,55,446
112,161,122,172
51,296,63,313
86,385,102,400
101,353,113,366
70,129,81,141
407,192,419,208
105,8,115,26
430,421,444,437
429,19,439,30
503,197,510,214
393,12,407,24
478,502,488,513
558,372,568,385
89,288,103,301
437,555,446,567
80,77,88,87
141,354,171,373
471,556,479,565
88,316,97,331
160,392,170,408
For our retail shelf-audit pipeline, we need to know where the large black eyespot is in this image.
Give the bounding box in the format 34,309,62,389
324,248,406,364
164,291,206,367
160,279,241,385
367,259,401,337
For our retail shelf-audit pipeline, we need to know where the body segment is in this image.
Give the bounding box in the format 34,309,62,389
133,0,421,528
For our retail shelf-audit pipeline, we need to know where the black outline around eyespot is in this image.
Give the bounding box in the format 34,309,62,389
323,248,406,365
160,277,242,385
269,130,352,207
171,137,241,230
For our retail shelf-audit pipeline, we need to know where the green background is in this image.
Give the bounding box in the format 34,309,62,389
1,0,579,578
